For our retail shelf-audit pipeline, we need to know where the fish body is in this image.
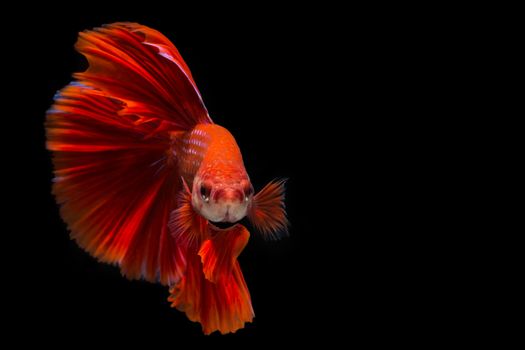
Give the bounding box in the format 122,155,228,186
176,124,251,223
46,22,288,334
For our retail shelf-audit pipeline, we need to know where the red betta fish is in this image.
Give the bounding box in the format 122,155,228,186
45,22,289,335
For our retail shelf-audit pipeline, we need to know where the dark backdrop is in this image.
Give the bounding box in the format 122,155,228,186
8,4,440,345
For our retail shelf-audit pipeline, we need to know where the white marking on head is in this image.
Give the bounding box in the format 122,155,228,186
191,176,252,223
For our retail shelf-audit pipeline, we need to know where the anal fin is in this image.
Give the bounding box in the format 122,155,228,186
198,224,250,283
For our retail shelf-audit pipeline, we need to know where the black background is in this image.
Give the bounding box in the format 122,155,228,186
7,4,445,345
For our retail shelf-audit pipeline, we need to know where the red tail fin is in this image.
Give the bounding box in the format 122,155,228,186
46,23,211,284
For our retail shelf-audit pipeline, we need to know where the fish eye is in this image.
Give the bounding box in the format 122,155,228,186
200,184,211,202
244,185,254,201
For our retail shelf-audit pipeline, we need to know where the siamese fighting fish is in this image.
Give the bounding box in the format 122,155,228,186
46,22,289,335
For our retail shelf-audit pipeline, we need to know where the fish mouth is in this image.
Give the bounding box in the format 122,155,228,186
209,220,238,230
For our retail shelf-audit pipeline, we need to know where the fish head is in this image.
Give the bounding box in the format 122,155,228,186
191,174,253,223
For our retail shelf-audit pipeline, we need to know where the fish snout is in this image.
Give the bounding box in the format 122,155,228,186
213,189,248,223
192,179,251,223
213,188,244,203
